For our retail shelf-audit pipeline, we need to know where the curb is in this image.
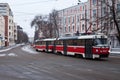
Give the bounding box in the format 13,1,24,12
0,44,22,52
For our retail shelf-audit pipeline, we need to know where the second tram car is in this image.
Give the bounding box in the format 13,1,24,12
33,34,109,59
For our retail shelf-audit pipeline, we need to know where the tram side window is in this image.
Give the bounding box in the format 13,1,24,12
49,41,54,45
37,41,41,45
34,42,37,45
40,41,46,45
67,40,72,45
86,39,93,45
66,39,86,46
56,40,63,45
50,41,55,45
76,39,85,46
67,40,77,46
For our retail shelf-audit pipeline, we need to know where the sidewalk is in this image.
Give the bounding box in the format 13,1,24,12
0,44,23,52
110,48,120,54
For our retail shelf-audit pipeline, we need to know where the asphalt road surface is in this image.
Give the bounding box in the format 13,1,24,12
0,45,120,80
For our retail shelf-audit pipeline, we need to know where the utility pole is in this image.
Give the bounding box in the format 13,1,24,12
101,0,103,33
85,7,87,33
84,3,89,33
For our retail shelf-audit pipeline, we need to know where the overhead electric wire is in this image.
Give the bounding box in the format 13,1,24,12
14,12,37,15
12,0,58,6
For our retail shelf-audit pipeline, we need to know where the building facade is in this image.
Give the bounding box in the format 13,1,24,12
58,0,120,48
14,23,17,43
58,2,89,37
0,14,5,47
88,0,120,47
0,3,15,46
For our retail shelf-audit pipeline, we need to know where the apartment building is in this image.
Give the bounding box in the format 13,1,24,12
0,3,16,46
58,2,90,36
0,14,5,47
14,23,17,43
58,0,120,48
88,0,120,47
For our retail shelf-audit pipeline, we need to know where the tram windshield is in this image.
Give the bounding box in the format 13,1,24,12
94,38,108,46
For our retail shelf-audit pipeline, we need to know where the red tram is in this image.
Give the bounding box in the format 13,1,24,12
33,34,110,59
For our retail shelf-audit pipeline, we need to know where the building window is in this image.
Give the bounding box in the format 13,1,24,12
82,14,84,19
73,26,74,32
77,15,80,22
9,19,11,23
65,27,66,32
101,0,106,3
93,9,96,17
77,25,80,32
69,26,70,32
9,26,11,29
9,32,11,36
93,0,97,5
14,30,16,33
82,24,84,31
103,7,107,15
104,23,108,30
0,5,7,7
83,6,84,11
64,18,66,24
117,3,120,12
68,17,70,24
72,16,74,23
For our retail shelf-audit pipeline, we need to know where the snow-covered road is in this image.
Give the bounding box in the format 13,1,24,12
21,45,38,54
0,45,38,57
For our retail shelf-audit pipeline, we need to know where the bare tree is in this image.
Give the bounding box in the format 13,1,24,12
31,15,48,40
110,0,120,42
96,0,120,42
31,9,60,40
16,25,29,44
31,14,56,40
49,9,60,38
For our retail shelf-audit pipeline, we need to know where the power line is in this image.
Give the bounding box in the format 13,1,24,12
12,0,58,6
14,12,37,15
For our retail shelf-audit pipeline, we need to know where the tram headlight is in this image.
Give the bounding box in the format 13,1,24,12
96,49,98,52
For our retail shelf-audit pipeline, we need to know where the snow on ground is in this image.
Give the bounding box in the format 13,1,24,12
21,45,38,54
0,44,22,52
0,53,17,57
0,48,11,52
8,53,17,56
0,54,6,57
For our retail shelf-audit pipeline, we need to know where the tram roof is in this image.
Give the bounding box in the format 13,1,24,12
59,34,107,40
43,38,56,41
35,38,56,42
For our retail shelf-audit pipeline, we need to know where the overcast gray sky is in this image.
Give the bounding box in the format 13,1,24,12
0,0,87,37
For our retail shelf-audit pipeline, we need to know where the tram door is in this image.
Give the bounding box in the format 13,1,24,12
85,39,93,58
63,40,67,56
53,41,56,54
46,41,49,52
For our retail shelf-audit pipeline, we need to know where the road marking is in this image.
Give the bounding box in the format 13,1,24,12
0,54,6,57
8,53,17,56
0,53,17,57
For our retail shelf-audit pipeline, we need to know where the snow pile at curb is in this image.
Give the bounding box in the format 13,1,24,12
0,44,22,52
0,54,6,57
21,45,38,54
0,53,17,57
0,48,11,52
8,53,17,56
